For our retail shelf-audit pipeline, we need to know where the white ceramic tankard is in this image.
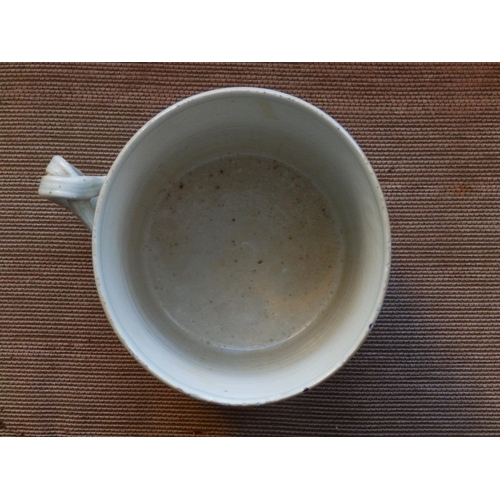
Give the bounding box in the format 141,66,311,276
39,87,391,405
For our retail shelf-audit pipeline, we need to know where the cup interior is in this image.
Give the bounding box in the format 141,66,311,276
94,88,390,404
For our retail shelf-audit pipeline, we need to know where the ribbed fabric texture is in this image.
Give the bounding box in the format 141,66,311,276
1,63,499,435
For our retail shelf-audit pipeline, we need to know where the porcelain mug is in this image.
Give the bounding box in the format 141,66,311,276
39,87,391,405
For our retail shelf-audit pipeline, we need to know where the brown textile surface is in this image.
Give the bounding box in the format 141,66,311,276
1,63,499,436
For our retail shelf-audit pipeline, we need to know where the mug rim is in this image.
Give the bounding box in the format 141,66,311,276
92,87,392,405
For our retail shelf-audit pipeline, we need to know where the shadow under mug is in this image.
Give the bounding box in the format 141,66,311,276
39,87,391,405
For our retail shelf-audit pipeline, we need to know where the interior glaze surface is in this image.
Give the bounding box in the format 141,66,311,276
140,154,344,351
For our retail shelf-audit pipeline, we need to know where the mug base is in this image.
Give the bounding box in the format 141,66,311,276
140,154,345,351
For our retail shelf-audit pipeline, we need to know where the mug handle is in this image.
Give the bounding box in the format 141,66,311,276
38,156,106,231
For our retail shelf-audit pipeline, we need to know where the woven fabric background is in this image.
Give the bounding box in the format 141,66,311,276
1,63,499,436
